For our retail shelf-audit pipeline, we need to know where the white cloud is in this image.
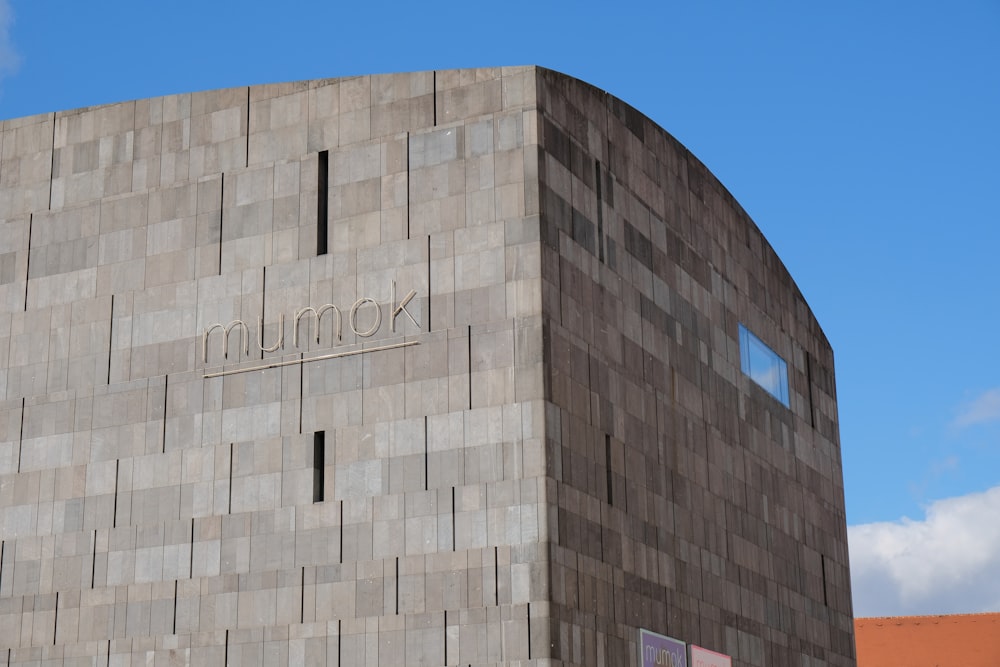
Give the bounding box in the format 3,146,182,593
849,485,1000,617
0,0,19,78
953,388,1000,428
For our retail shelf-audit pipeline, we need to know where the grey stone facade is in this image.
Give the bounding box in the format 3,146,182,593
0,67,854,666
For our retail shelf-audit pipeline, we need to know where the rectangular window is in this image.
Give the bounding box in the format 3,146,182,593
739,323,789,407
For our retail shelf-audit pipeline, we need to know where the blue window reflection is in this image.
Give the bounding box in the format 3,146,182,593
739,324,789,407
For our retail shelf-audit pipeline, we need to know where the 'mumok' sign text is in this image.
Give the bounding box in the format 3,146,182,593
201,281,419,364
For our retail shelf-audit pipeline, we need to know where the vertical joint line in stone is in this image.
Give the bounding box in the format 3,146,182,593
218,173,225,275
443,610,447,664
605,434,613,507
336,620,341,664
575,555,582,619
106,295,115,384
129,102,136,192
557,254,564,326
17,397,24,473
224,630,229,665
189,518,194,578
48,114,56,210
52,591,59,645
426,235,432,331
260,266,267,360
526,601,531,659
298,353,305,433
338,501,344,563
622,448,628,514
423,416,428,491
806,353,816,429
112,459,120,527
0,540,4,596
127,297,135,381
300,566,305,623
24,212,33,311
172,580,178,634
395,557,400,614
494,546,499,606
317,150,329,255
405,134,410,240
821,554,829,606
559,427,566,484
228,443,234,514
313,431,326,503
467,325,472,410
586,344,592,424
245,87,251,168
432,71,437,126
611,583,616,622
90,530,97,588
451,487,456,551
605,127,613,185
600,515,605,562
161,374,169,453
512,321,517,404
595,159,605,263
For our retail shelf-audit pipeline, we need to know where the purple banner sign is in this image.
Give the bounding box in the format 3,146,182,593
639,629,688,667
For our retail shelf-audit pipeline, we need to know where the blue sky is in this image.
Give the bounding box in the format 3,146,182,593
1,0,998,617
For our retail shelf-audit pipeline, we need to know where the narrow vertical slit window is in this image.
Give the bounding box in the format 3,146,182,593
739,323,790,407
313,431,326,503
317,150,329,256
821,554,830,606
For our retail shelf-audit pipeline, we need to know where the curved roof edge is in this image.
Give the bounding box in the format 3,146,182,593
533,66,832,352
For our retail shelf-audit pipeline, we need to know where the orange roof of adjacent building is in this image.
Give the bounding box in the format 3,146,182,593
855,613,1000,667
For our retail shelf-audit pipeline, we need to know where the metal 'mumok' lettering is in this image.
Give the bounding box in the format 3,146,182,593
202,281,419,363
